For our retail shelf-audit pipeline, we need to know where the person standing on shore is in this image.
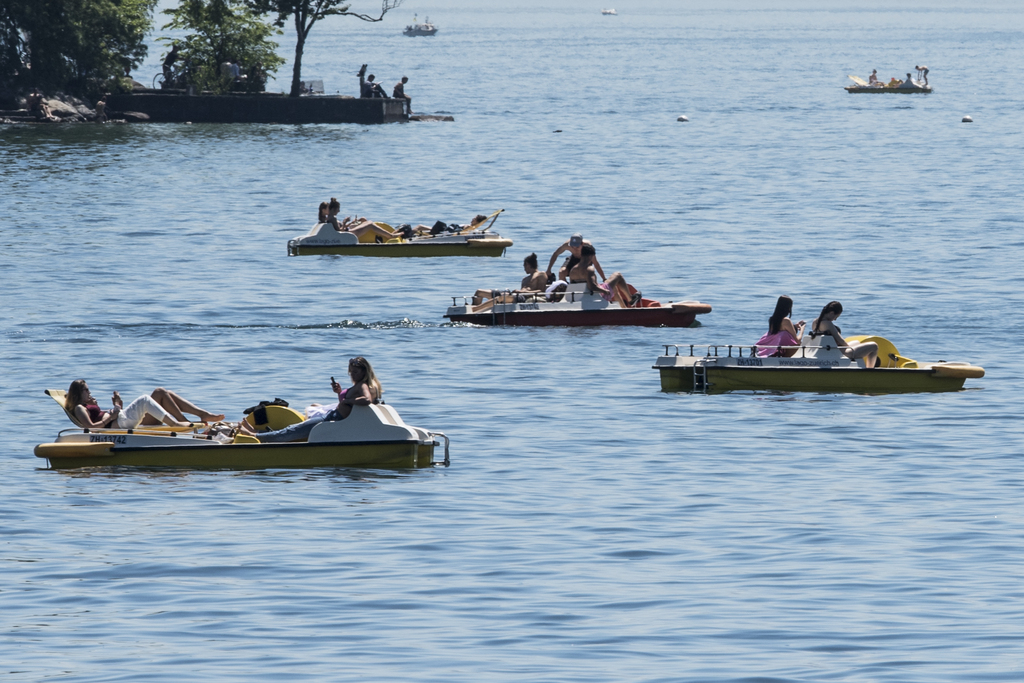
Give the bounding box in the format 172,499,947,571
393,76,412,115
162,43,180,84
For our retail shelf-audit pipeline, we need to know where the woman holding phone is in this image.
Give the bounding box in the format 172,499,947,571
65,380,224,429
240,357,383,443
810,301,879,368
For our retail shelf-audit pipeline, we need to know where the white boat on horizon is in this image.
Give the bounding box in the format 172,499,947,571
403,14,438,36
601,9,617,15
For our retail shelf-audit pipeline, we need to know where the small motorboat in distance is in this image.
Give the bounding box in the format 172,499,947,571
601,9,617,15
654,334,983,394
845,74,932,93
288,209,512,257
445,283,711,327
403,15,438,36
35,391,450,470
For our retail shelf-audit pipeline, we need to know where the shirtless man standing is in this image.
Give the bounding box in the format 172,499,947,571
546,233,605,282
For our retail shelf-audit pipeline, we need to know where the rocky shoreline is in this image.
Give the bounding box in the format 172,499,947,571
0,93,149,125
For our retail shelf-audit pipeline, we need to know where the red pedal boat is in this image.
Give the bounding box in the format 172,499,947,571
444,283,711,327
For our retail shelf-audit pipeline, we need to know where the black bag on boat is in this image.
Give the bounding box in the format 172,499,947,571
430,221,447,235
242,398,289,415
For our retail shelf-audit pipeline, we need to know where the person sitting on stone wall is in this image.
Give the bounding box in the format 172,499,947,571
393,76,412,115
358,64,387,98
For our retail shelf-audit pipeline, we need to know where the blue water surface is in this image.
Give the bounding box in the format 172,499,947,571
2,1,1023,680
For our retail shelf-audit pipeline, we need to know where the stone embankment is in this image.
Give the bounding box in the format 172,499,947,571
105,91,409,124
1,91,453,125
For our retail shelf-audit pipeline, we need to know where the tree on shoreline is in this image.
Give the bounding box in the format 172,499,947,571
162,0,284,94
0,0,155,97
248,0,402,98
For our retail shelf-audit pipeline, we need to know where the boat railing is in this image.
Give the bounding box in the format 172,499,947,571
59,425,207,438
451,288,584,307
662,344,826,359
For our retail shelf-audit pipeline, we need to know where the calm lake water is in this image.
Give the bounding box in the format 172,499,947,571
3,1,1024,680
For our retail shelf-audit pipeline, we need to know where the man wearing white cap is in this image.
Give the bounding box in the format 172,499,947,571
546,233,605,283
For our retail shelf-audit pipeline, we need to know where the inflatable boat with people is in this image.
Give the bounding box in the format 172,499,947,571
653,335,984,393
444,283,712,327
287,209,512,257
35,389,450,470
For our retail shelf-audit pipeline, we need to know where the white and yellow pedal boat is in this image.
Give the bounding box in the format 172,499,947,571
654,335,983,394
287,209,512,257
845,74,932,93
36,392,449,470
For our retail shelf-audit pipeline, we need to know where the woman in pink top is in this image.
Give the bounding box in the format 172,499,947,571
755,295,805,357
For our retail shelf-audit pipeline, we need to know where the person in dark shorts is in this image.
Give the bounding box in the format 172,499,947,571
393,76,412,115
546,232,606,282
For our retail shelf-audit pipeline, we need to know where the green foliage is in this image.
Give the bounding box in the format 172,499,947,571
0,0,156,97
161,0,284,94
247,0,400,97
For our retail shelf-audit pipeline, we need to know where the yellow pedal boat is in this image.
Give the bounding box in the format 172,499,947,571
654,335,983,394
35,397,450,470
287,209,512,257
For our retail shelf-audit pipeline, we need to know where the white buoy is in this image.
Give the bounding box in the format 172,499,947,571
962,115,973,123
677,115,689,122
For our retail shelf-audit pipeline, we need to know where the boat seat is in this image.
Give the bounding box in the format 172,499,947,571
46,388,204,432
561,282,592,302
308,404,419,443
800,333,847,359
300,223,359,245
243,404,305,432
457,209,504,234
46,389,83,427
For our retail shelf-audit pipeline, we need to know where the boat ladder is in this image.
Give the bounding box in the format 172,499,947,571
429,431,450,467
692,357,712,394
